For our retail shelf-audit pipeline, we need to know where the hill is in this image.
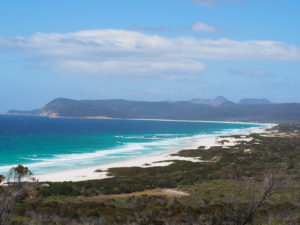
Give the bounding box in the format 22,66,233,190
239,98,272,105
7,97,300,123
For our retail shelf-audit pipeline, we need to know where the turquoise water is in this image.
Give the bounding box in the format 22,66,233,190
0,115,266,175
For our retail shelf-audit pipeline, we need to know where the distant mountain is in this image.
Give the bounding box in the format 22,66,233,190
7,97,300,123
189,96,234,106
239,98,272,105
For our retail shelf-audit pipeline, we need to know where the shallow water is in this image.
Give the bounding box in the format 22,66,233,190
0,115,265,175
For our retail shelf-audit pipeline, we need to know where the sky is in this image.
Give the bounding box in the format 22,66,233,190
0,0,300,111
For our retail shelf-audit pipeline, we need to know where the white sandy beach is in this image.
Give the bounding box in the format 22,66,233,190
35,125,274,182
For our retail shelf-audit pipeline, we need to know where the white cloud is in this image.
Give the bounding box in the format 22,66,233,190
130,22,224,34
50,59,206,77
192,22,225,33
0,29,300,77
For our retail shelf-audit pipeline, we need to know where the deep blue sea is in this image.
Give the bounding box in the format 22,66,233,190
0,115,266,176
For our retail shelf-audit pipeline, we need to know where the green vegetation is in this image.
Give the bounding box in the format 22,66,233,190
8,165,33,187
1,125,300,224
0,166,34,225
0,174,5,184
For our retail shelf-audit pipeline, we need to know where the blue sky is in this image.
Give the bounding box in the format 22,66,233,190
0,0,300,111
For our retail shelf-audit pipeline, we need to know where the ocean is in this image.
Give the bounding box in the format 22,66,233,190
0,115,266,176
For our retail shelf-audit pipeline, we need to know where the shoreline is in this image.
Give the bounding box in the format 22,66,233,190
2,113,276,127
35,125,274,182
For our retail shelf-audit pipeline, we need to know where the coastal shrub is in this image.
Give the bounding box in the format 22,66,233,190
10,216,26,225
